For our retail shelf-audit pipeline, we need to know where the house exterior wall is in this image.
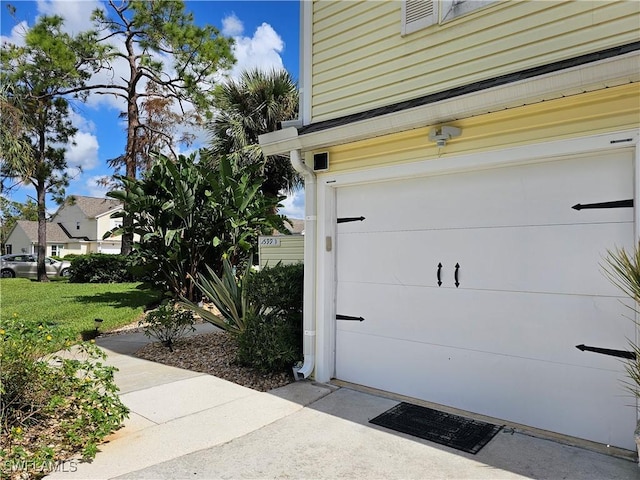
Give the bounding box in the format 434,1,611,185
62,242,88,257
53,204,97,240
310,0,640,122
96,211,123,241
317,83,639,173
5,225,34,254
259,235,304,269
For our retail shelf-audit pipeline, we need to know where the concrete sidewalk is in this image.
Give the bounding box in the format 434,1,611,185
48,326,638,479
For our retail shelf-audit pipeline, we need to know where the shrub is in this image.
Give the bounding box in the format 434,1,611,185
141,302,195,351
0,317,129,478
236,310,300,372
245,262,303,315
236,263,303,372
68,254,135,283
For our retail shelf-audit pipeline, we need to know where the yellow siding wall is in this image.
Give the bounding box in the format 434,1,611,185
321,83,639,173
259,235,304,269
96,214,122,241
312,0,640,122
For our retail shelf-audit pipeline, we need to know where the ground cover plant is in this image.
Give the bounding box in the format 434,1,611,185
0,278,161,342
0,316,129,479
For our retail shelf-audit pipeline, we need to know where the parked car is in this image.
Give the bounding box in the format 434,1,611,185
0,254,72,279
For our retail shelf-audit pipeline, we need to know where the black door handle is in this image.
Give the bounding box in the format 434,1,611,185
454,263,460,288
437,263,442,286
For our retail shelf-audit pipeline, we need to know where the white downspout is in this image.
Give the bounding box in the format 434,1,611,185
290,149,316,380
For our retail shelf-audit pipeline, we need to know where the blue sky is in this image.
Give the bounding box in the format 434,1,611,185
1,0,304,218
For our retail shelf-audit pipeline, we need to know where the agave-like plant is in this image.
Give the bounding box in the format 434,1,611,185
603,243,640,399
178,259,253,336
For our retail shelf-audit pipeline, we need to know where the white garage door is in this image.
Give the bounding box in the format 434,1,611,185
335,150,637,449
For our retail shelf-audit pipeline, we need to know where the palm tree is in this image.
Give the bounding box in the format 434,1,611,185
207,68,301,198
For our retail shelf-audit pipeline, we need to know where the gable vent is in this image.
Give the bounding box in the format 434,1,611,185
406,0,434,23
402,0,438,35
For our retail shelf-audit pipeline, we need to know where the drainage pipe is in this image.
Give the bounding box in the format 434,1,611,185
290,149,316,380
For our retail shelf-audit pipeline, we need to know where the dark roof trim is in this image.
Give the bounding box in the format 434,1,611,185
57,223,91,241
299,42,640,135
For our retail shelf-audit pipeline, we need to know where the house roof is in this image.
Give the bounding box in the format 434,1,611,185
62,195,122,219
13,220,71,243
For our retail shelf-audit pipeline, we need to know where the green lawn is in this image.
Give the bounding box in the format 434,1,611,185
0,278,163,340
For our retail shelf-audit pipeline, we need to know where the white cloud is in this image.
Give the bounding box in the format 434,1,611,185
1,21,28,46
66,131,99,170
36,0,104,35
222,14,244,37
278,188,305,220
228,22,285,78
83,175,111,198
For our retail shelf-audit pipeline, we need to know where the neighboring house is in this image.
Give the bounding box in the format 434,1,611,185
4,220,71,257
259,1,640,451
4,196,123,257
258,218,304,268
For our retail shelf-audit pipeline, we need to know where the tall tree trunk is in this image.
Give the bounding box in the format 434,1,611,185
120,37,140,256
36,179,48,282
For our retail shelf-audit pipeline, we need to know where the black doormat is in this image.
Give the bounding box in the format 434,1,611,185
369,402,502,454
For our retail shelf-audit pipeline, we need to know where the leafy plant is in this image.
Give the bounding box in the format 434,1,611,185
141,302,195,351
236,310,300,373
602,243,640,399
237,263,304,372
0,317,129,477
179,259,252,336
107,153,286,300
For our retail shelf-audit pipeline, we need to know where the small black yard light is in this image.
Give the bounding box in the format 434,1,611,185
94,318,104,334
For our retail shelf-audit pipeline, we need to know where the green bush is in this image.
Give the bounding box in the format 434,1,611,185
68,254,135,283
0,317,129,477
141,302,195,351
245,262,303,315
236,263,303,372
236,310,301,372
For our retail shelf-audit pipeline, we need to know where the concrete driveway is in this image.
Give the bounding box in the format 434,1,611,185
47,327,638,480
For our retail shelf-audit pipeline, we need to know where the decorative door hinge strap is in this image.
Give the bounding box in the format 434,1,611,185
575,344,636,360
337,216,365,224
572,199,633,211
336,314,365,322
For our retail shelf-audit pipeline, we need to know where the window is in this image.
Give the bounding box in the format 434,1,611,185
51,244,64,257
76,221,80,230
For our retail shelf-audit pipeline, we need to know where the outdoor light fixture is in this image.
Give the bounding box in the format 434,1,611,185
429,125,462,147
94,318,104,334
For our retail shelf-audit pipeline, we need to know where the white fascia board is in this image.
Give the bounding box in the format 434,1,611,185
94,206,123,219
258,51,640,157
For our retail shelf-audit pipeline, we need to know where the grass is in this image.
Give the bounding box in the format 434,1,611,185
0,278,163,340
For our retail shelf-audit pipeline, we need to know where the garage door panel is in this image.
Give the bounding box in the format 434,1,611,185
336,330,636,448
337,151,633,234
336,281,634,370
337,222,633,296
335,149,636,450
